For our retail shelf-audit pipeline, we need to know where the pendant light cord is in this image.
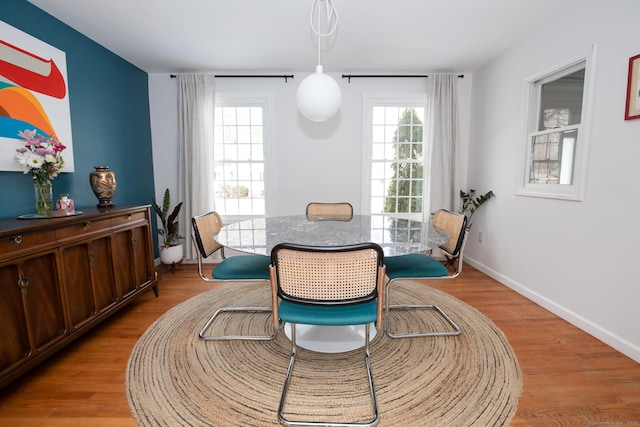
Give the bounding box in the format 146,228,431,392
310,0,339,66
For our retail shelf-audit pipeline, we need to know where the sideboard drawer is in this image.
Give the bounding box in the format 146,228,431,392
0,230,56,260
55,218,112,241
110,211,147,227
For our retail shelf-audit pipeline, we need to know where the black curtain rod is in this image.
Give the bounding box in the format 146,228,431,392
170,74,294,82
342,74,464,83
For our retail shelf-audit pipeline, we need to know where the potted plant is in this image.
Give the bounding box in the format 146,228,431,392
459,189,494,230
152,188,184,266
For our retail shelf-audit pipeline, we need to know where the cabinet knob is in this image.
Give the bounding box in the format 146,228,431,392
131,237,138,247
11,235,23,246
18,276,29,289
83,221,92,230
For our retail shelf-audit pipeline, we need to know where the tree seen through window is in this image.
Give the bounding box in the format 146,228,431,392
383,108,424,214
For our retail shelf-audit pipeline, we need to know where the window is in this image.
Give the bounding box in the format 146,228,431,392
363,95,427,220
362,96,427,250
518,47,596,201
213,95,270,219
530,68,583,185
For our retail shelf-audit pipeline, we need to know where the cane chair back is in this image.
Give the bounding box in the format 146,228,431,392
192,211,225,263
306,202,353,221
432,209,467,258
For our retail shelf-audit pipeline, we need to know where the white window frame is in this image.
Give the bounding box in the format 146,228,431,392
516,45,597,201
361,93,427,218
214,93,273,222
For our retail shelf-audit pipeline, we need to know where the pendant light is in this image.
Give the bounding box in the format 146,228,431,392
296,0,341,122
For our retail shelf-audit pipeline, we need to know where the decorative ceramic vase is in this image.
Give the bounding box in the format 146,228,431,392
34,180,53,216
90,166,117,207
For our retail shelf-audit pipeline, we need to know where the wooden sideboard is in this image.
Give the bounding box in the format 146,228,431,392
0,205,158,389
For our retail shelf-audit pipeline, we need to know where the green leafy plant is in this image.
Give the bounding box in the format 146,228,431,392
152,188,183,247
459,189,494,230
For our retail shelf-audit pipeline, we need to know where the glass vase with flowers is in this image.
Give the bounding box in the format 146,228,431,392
14,129,66,216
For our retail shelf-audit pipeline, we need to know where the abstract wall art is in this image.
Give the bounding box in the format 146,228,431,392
0,20,74,172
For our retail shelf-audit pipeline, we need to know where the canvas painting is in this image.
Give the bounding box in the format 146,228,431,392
0,20,74,172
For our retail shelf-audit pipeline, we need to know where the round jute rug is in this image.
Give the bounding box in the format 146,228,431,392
126,280,521,426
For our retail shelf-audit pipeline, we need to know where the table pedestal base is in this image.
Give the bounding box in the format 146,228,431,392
284,323,377,353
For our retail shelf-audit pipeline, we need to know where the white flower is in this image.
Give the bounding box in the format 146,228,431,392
28,155,43,169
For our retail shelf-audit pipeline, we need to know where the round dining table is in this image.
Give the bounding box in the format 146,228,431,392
214,214,448,256
214,214,449,352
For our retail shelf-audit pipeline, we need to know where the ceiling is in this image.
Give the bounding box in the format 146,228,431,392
27,0,581,74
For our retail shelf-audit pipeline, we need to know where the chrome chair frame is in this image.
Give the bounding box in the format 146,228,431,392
192,211,276,341
270,242,385,427
384,209,467,339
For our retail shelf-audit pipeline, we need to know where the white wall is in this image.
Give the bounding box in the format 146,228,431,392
148,73,473,216
465,0,640,362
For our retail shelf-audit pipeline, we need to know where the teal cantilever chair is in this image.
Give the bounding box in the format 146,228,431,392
270,242,385,427
191,211,275,341
384,209,467,339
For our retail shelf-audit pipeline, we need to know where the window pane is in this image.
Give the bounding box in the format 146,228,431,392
236,108,250,125
372,126,385,143
251,126,263,144
539,69,585,131
250,107,263,125
237,126,251,144
371,162,386,180
223,127,237,145
251,144,264,161
237,144,251,161
222,107,236,125
371,143,385,160
386,107,399,124
529,129,578,184
372,106,385,124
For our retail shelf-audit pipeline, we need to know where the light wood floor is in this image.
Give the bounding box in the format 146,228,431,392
0,264,638,426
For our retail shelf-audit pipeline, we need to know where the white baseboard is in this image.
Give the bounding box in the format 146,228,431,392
465,256,640,364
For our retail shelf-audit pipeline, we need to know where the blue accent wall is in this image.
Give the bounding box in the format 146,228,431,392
1,1,155,223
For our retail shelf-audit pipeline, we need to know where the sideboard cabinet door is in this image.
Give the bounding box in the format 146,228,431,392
60,236,117,330
113,214,157,298
0,263,31,374
0,251,66,375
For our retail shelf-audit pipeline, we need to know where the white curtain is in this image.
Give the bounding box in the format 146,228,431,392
424,74,459,222
177,74,216,261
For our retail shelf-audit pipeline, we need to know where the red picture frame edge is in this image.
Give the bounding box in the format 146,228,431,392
624,53,640,120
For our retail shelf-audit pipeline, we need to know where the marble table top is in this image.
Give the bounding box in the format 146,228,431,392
214,214,449,256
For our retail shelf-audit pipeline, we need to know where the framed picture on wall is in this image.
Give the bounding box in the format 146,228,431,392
625,53,640,120
0,20,74,171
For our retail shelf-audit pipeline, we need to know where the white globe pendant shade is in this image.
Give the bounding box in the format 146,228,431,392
296,65,342,122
